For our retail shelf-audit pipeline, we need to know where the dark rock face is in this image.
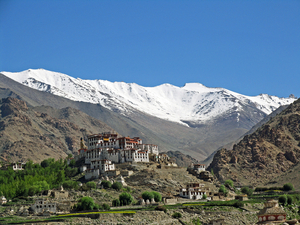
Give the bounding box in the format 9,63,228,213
208,98,300,186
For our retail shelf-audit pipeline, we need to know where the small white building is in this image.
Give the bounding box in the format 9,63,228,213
179,183,206,200
12,162,25,171
193,164,206,172
0,196,7,205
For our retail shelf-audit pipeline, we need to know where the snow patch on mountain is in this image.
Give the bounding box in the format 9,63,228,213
1,69,296,126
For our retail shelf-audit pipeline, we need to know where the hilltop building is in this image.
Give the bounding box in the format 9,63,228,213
77,132,159,180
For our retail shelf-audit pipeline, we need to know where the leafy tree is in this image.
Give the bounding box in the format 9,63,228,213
62,180,79,190
151,191,162,202
283,183,294,191
102,203,110,210
219,185,227,195
119,192,133,206
65,166,78,177
112,182,122,191
287,195,294,205
28,186,38,196
69,159,76,168
86,181,97,190
142,191,154,201
112,199,120,207
202,194,207,200
241,187,253,196
76,197,98,211
279,195,287,205
225,179,234,188
101,180,112,189
56,170,65,185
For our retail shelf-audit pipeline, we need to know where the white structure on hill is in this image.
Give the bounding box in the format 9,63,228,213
179,183,207,200
82,132,159,179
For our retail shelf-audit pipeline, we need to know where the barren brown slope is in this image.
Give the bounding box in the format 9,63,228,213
0,97,114,163
208,98,300,187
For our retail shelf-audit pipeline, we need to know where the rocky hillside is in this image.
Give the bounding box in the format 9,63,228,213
0,97,114,163
208,98,300,187
164,151,200,167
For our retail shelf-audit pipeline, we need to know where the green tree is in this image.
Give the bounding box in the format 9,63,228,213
283,183,294,191
225,179,234,188
241,187,253,196
86,181,96,190
112,182,122,191
142,191,154,201
101,180,112,189
219,185,228,195
112,199,120,206
69,159,76,168
119,192,133,206
202,194,207,200
76,197,97,211
287,195,294,205
102,203,110,210
65,166,78,177
279,195,287,205
62,180,79,190
151,191,162,202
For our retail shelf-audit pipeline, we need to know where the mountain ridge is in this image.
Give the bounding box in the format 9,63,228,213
2,69,295,127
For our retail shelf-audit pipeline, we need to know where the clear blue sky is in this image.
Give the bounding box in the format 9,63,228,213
1,0,299,97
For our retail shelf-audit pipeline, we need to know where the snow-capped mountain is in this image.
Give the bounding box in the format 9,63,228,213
1,69,296,127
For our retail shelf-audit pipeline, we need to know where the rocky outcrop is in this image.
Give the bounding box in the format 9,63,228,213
0,97,115,163
208,98,300,186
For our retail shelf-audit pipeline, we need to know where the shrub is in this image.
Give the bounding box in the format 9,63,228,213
155,205,166,212
119,192,133,206
101,180,112,189
123,187,131,193
283,183,294,191
234,201,244,208
279,195,287,205
86,181,96,190
76,197,97,211
151,191,162,202
225,179,234,188
112,182,123,191
202,194,207,200
241,187,253,196
102,203,110,210
142,191,154,201
287,195,294,205
172,212,182,219
65,166,78,177
112,199,120,207
62,180,79,190
219,185,228,196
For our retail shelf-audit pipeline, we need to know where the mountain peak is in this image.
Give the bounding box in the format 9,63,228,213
1,69,296,126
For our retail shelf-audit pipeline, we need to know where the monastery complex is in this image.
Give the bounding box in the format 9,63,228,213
75,132,159,180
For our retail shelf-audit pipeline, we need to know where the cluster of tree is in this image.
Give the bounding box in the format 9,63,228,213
100,180,123,191
278,194,300,206
73,196,110,211
112,192,134,206
255,183,295,192
141,191,162,202
0,158,79,199
241,187,254,196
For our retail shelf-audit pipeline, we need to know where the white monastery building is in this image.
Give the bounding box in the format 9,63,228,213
80,132,159,180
